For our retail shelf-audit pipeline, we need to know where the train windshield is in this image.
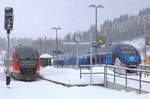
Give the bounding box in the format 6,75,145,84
16,50,38,60
16,48,38,67
120,45,137,56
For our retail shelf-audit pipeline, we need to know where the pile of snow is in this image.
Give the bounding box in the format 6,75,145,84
40,53,53,58
123,38,145,50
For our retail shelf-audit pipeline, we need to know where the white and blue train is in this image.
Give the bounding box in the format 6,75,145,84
53,43,141,74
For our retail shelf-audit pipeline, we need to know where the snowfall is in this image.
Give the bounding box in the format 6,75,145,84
1,38,150,99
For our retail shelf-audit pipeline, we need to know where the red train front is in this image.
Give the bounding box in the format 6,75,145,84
12,46,40,81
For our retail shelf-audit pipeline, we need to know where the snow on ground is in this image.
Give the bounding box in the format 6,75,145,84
40,66,104,85
40,65,150,92
1,60,150,99
1,66,150,99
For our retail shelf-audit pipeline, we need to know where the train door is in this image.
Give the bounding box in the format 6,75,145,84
100,54,107,64
87,56,95,65
112,54,116,65
96,55,100,64
100,55,105,64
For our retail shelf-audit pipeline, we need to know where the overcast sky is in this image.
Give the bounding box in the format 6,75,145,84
0,0,150,39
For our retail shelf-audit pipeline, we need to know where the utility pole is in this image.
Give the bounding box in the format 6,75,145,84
39,38,42,55
52,27,61,68
74,34,81,68
62,40,90,68
89,4,104,55
90,32,93,86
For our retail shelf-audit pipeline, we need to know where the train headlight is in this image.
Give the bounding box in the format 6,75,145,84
120,63,125,66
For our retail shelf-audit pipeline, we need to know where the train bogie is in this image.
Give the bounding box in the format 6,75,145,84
12,72,39,81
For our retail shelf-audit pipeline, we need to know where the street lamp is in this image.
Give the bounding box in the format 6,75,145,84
89,4,104,55
74,34,81,68
38,37,43,55
52,27,61,68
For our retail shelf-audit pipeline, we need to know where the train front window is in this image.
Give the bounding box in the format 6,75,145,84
120,45,136,56
16,50,38,67
16,50,38,60
121,49,136,56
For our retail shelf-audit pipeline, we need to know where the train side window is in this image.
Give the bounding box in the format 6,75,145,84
112,55,116,61
112,55,116,64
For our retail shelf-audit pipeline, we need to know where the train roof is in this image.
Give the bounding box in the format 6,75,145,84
62,43,136,59
98,43,135,53
14,46,38,52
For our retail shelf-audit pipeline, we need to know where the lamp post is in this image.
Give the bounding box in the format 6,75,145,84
142,16,147,76
89,32,93,86
89,4,104,55
39,38,42,55
74,34,81,68
52,27,61,68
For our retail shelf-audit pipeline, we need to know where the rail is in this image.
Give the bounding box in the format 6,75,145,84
79,64,150,93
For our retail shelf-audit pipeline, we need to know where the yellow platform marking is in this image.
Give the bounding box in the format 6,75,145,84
146,56,149,65
146,56,150,77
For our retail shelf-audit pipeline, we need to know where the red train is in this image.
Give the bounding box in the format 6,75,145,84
12,46,40,81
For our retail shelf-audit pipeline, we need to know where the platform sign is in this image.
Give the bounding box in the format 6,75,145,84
97,36,105,44
92,41,98,47
52,50,64,55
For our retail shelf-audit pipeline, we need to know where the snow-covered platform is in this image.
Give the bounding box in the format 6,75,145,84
40,66,150,93
1,65,150,99
40,66,104,86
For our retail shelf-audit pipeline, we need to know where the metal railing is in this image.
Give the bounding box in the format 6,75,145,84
79,64,150,93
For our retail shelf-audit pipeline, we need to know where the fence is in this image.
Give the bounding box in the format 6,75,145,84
80,64,150,93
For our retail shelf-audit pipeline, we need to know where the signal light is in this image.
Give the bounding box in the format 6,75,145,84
4,7,14,32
